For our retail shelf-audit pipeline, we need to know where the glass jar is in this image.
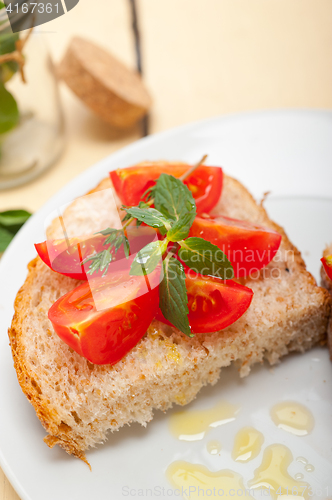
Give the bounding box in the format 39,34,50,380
0,9,64,189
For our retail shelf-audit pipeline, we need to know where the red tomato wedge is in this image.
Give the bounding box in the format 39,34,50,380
110,161,223,214
35,235,105,280
188,215,282,278
321,254,332,281
48,269,160,365
35,227,157,280
156,272,253,334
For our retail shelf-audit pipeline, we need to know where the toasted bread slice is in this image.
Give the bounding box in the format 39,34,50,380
9,174,331,462
321,244,332,358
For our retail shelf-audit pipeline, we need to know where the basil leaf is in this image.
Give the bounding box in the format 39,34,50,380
159,256,192,337
0,83,19,134
153,174,196,222
0,209,31,228
130,241,163,276
0,226,13,253
138,201,150,209
135,201,150,227
124,206,171,231
178,237,234,279
168,211,196,242
122,212,132,223
141,185,154,202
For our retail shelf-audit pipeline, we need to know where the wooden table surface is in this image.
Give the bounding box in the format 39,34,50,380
1,1,331,498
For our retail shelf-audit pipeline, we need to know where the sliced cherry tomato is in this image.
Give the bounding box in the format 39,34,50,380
156,272,253,334
35,235,105,280
35,227,157,280
188,215,282,278
321,254,332,281
110,161,223,214
48,269,160,365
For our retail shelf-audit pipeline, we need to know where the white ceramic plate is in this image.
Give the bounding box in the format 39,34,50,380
0,110,331,500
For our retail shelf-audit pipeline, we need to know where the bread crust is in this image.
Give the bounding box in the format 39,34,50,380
8,174,331,460
9,258,90,464
321,245,332,359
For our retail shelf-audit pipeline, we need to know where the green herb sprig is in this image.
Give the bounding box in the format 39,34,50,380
0,1,19,134
83,158,234,337
82,228,130,276
0,4,33,136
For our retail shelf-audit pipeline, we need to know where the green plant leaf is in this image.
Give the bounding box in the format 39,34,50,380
167,211,196,242
159,255,192,337
0,32,20,82
178,237,234,279
0,226,13,253
0,209,31,254
0,83,19,134
130,240,163,276
0,209,31,228
0,2,5,9
0,61,19,84
0,33,19,55
153,174,196,222
124,206,171,231
138,201,151,209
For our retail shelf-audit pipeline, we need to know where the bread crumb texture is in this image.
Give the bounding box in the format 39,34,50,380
9,175,331,460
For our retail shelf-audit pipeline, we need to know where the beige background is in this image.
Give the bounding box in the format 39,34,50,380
1,0,332,498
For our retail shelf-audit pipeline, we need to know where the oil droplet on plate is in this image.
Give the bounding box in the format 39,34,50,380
169,401,240,441
207,440,221,455
270,401,314,436
232,426,264,462
295,473,304,480
166,461,253,499
305,464,315,472
296,456,308,465
248,444,310,499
